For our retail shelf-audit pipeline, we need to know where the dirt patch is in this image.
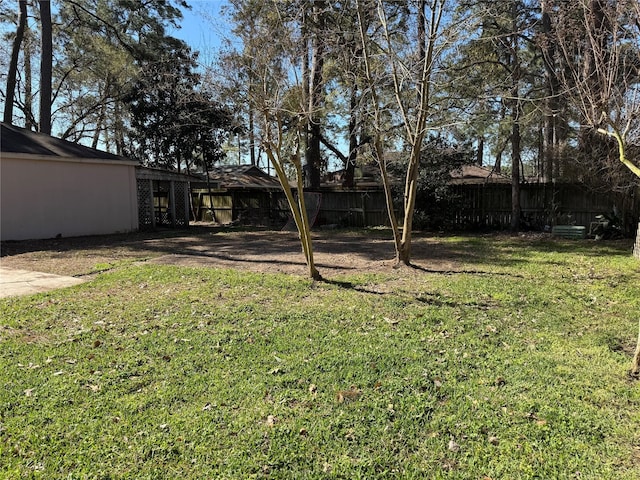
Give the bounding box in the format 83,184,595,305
1,226,467,279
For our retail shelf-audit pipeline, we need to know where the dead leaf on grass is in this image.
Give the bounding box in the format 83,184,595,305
448,438,461,452
336,387,361,403
266,415,278,426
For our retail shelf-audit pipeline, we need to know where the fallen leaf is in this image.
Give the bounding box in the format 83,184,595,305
266,415,278,426
488,435,499,445
309,384,317,394
24,388,35,397
448,438,460,452
336,388,361,403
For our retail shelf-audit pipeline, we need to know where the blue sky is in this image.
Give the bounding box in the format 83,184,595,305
171,0,236,66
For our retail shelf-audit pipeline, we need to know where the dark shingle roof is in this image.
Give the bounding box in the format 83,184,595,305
449,164,510,184
1,122,135,163
206,165,281,190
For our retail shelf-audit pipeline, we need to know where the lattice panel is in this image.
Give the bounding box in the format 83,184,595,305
155,181,170,226
137,179,153,227
174,182,188,226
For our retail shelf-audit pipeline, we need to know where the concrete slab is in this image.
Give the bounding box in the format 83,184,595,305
0,267,86,298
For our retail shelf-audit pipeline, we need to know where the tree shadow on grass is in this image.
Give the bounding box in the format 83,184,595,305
1,226,634,278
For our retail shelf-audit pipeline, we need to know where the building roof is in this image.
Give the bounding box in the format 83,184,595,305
204,165,282,190
136,165,203,183
1,122,136,163
449,164,510,184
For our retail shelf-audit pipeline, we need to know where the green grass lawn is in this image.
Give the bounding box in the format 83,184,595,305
1,235,639,479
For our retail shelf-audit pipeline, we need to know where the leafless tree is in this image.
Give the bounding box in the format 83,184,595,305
225,0,322,279
38,0,52,134
356,0,450,266
3,0,28,125
549,0,640,374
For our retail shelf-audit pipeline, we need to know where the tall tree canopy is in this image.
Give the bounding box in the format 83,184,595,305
214,0,640,264
1,0,232,169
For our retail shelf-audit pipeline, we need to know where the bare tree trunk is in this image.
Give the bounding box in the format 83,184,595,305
24,28,35,130
4,0,28,125
265,142,321,280
248,107,256,166
632,324,640,375
344,85,358,188
511,117,522,230
39,0,53,134
509,0,521,231
113,101,125,156
356,0,442,266
305,0,326,189
477,137,484,166
541,0,558,183
91,79,110,150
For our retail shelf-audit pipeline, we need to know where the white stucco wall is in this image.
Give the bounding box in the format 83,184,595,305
1,154,139,241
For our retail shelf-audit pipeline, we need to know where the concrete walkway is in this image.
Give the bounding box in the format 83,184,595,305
0,267,86,298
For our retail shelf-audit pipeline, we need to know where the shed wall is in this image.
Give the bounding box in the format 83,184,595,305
1,156,138,241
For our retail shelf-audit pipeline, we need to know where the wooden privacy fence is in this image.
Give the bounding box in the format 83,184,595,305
451,183,640,233
190,182,639,233
190,187,390,228
312,189,389,227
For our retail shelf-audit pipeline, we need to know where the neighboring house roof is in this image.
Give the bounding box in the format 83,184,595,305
204,165,282,190
136,165,203,183
324,163,511,188
449,164,510,184
0,122,137,164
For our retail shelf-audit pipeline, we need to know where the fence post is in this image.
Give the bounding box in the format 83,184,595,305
634,222,640,260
